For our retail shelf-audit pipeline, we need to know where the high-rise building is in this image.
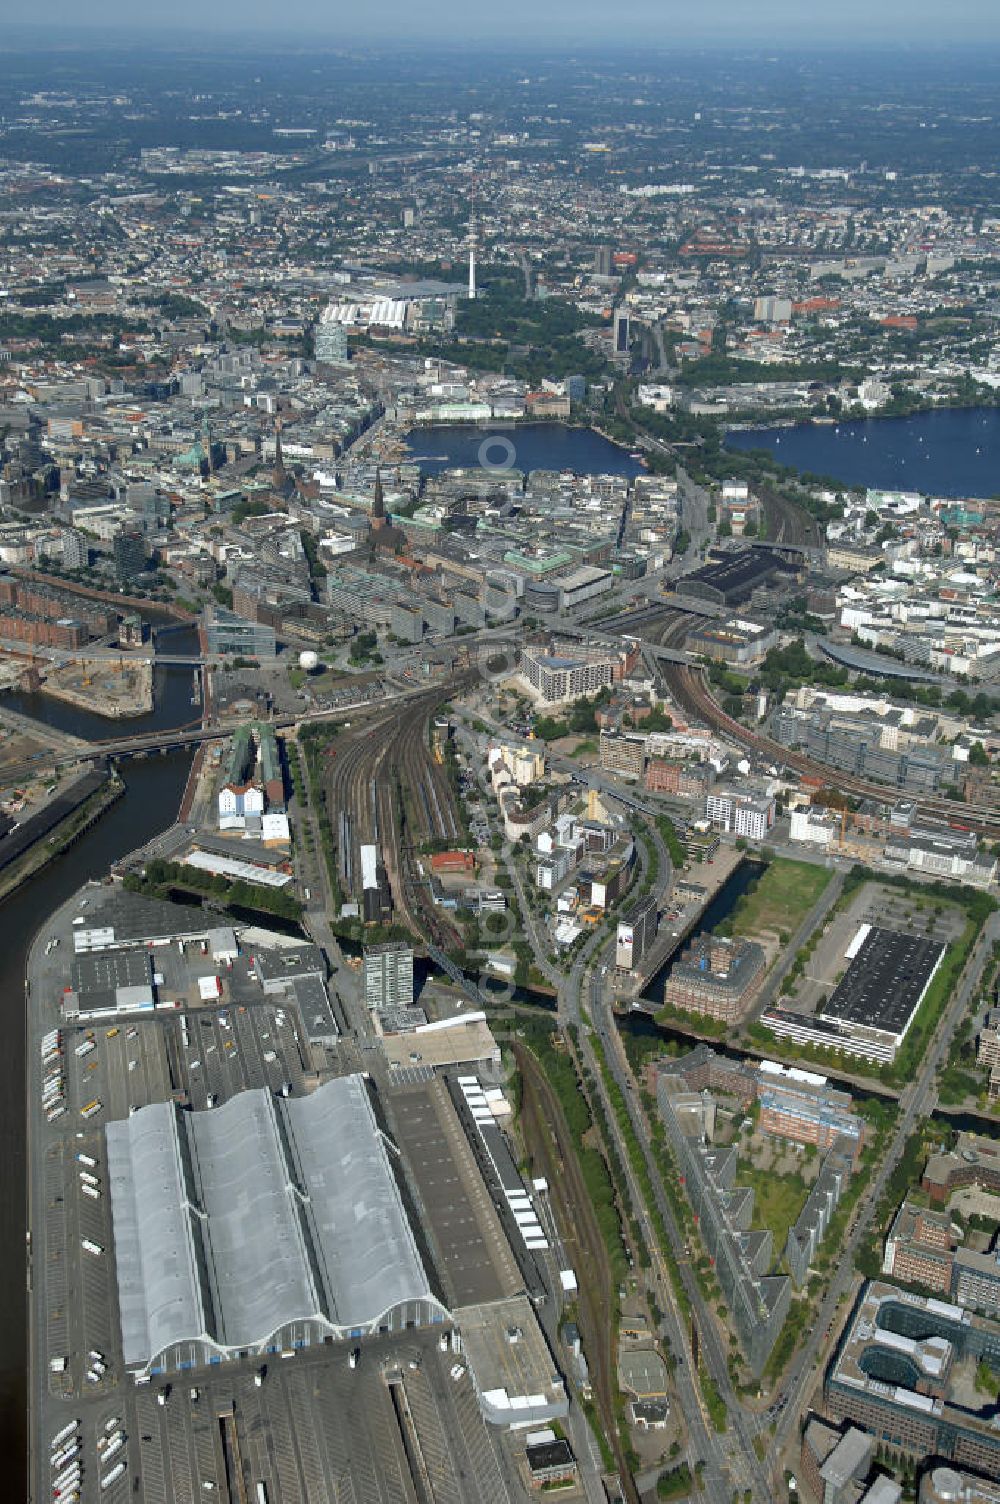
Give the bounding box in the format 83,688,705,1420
112,529,146,584
363,942,414,1013
594,245,613,277
314,307,350,364
616,894,658,970
61,528,89,570
614,308,630,356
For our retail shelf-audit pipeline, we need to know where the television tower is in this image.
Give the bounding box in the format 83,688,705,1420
468,176,477,301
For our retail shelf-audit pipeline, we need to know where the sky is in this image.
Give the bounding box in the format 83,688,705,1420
10,0,1000,47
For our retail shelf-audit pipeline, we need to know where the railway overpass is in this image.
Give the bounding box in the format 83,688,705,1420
0,687,425,786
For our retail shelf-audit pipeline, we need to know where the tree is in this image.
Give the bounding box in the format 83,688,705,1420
969,740,989,767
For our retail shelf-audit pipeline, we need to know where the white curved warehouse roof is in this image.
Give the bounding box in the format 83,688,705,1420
106,1074,442,1372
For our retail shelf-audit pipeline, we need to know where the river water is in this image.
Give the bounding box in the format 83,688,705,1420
0,628,199,1481
725,405,1000,498
404,421,645,478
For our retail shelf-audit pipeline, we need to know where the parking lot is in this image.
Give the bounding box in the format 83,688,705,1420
41,1327,523,1504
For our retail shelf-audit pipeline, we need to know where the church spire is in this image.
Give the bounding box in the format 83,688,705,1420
372,465,385,523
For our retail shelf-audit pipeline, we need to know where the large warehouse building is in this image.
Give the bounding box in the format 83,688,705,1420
763,923,946,1065
107,1075,447,1376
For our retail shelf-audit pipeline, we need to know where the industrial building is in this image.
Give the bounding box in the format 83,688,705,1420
360,843,393,923
826,1282,1000,1477
455,1297,569,1427
675,546,788,606
820,925,945,1059
764,924,946,1066
106,1075,448,1377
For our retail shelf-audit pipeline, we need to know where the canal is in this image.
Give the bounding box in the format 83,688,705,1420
640,857,765,1005
0,629,200,1482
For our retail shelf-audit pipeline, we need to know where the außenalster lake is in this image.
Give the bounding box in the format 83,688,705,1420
405,421,644,478
726,405,1000,498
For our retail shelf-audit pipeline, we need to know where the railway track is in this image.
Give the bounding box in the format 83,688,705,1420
661,658,1000,838
323,681,473,943
513,1042,639,1504
757,483,821,548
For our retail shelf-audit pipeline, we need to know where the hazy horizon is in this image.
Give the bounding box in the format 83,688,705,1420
6,0,1000,49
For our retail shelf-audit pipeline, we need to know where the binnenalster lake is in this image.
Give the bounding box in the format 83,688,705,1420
404,421,645,478
726,405,1000,498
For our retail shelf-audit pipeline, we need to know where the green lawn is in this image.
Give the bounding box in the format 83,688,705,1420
739,1164,810,1260
729,857,832,939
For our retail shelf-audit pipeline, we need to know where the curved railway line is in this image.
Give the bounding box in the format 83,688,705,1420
653,646,1000,838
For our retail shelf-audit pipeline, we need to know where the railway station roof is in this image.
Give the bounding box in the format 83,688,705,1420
107,1074,442,1372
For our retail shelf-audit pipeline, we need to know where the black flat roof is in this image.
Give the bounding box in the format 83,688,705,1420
821,927,945,1039
676,548,779,604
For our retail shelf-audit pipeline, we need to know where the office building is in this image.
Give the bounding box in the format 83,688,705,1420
656,1072,791,1375
112,528,146,584
800,1420,874,1504
882,1201,954,1294
826,1282,1000,1476
785,1140,855,1287
922,1133,1000,1205
953,1245,1000,1318
391,601,423,643
616,893,658,971
663,934,765,1024
686,617,777,667
613,308,630,356
920,1468,1000,1504
201,604,277,661
756,1064,864,1162
705,787,775,841
314,310,350,364
645,758,713,796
